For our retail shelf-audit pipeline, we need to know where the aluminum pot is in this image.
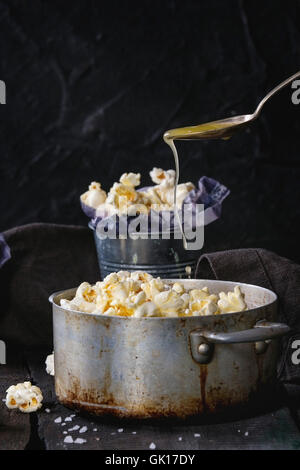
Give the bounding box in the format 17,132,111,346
49,279,290,419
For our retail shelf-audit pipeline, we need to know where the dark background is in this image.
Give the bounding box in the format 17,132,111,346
0,0,300,260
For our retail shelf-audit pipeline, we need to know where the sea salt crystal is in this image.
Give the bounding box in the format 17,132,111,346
54,417,62,424
178,437,182,441
68,425,80,432
93,428,97,432
149,443,156,450
65,417,72,422
75,438,87,444
245,432,249,436
118,428,124,433
64,436,73,443
63,431,67,435
194,433,200,437
45,408,50,413
79,426,88,433
61,423,66,427
132,432,137,435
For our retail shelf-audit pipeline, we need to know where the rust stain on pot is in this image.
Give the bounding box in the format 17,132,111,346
199,365,207,412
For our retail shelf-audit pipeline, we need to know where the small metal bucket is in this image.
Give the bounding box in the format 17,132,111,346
89,222,199,279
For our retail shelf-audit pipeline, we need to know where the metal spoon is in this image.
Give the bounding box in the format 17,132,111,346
164,71,300,141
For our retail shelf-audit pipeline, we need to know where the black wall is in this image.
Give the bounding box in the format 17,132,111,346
1,0,300,260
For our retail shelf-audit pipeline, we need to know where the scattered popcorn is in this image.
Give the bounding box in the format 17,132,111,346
45,353,54,376
5,382,43,413
61,271,248,318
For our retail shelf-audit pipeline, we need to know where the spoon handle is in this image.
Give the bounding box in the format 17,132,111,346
254,70,300,116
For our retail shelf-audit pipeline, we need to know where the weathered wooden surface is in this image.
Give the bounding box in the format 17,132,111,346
23,351,300,450
0,359,31,450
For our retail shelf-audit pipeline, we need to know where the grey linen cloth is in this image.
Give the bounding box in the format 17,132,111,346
0,224,299,383
0,223,100,350
196,249,300,383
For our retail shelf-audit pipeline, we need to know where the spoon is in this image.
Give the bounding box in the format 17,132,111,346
163,71,300,141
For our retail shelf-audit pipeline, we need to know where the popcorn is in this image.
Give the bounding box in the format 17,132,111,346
217,286,247,313
119,172,141,187
153,290,184,316
60,272,247,318
133,301,159,318
6,382,43,413
150,168,176,188
80,182,107,208
80,167,195,215
45,353,55,376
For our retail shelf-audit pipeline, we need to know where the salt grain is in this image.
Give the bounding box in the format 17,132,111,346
63,431,67,435
45,408,50,413
68,425,80,432
245,432,249,436
61,423,66,427
118,428,124,433
149,442,156,450
93,428,97,432
65,417,72,422
132,432,137,435
54,417,62,424
75,438,87,444
79,426,88,433
64,436,73,443
178,437,182,441
194,433,200,437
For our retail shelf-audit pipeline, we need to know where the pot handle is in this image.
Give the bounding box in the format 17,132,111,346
190,320,290,364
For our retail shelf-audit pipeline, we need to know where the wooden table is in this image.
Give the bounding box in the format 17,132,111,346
1,351,300,450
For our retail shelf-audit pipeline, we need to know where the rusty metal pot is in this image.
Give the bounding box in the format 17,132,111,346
49,279,290,419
